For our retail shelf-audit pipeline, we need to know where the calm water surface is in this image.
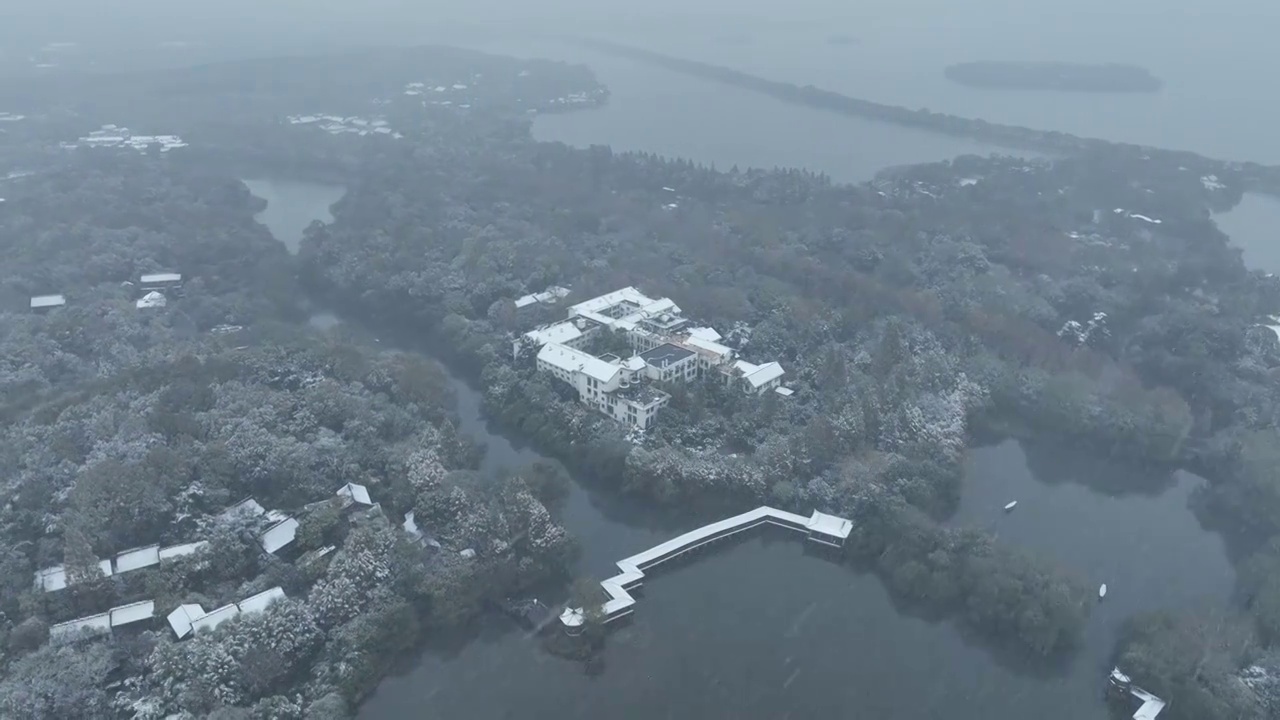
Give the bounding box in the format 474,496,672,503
242,178,345,254
1215,193,1280,275
471,38,1019,185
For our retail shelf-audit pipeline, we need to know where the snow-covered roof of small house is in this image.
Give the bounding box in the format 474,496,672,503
403,511,421,538
34,566,67,592
30,294,65,309
688,326,722,342
50,612,111,639
774,386,794,397
158,541,206,560
166,603,206,639
34,558,112,592
337,482,373,506
109,600,155,627
260,517,299,554
221,497,266,519
192,604,239,634
135,291,166,309
237,586,286,615
114,544,161,573
524,320,583,347
139,272,181,284
807,511,852,540
743,362,785,388
684,335,734,359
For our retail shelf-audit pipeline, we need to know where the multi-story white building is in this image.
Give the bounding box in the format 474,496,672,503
519,286,788,429
536,343,669,430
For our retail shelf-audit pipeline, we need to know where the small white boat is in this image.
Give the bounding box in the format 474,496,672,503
1003,501,1018,512
1098,584,1108,600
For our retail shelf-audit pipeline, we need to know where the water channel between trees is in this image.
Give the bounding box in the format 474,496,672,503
238,50,1280,713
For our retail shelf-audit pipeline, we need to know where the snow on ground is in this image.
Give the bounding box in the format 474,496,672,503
1113,208,1162,225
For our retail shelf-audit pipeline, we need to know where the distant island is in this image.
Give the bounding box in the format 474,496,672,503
944,61,1163,93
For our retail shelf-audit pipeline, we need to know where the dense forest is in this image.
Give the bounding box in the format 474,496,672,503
1,43,1280,718
0,148,576,717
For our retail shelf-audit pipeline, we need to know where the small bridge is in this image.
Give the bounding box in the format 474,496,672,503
560,507,852,631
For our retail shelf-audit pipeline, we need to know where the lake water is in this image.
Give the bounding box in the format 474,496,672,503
244,27,1254,715
241,178,345,254
471,38,1019,185
1215,193,1280,275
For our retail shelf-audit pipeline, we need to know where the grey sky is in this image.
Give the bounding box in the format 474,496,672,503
4,0,1277,51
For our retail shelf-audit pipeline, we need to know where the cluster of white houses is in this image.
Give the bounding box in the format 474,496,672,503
32,483,359,595
35,540,207,592
49,600,157,640
514,287,789,430
28,271,182,313
48,586,292,641
166,587,287,639
37,483,376,643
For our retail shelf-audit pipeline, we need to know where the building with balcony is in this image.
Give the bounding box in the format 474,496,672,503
518,287,788,430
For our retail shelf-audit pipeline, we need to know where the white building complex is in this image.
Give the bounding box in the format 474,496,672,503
514,287,788,430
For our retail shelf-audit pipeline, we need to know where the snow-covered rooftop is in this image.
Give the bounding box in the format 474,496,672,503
64,126,187,152
34,566,67,592
260,518,299,554
337,482,373,506
114,545,161,573
287,113,400,139
237,586,286,615
158,541,206,561
109,600,155,627
568,287,685,332
524,320,583,347
166,604,206,639
52,600,156,639
532,286,571,304
136,291,166,309
687,327,722,342
192,604,239,634
807,511,852,540
403,511,421,538
50,612,111,639
30,294,65,309
538,343,620,383
221,497,267,519
684,335,735,359
140,272,181,284
743,361,785,388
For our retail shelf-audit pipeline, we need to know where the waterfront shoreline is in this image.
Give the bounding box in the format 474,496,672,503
565,36,1278,201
